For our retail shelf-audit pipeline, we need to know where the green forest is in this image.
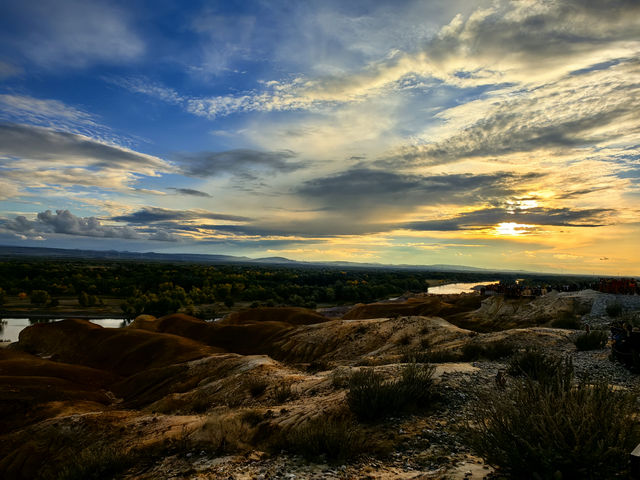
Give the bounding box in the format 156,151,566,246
0,259,596,319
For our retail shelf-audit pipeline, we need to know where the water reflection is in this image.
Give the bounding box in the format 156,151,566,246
2,318,125,343
28,318,55,325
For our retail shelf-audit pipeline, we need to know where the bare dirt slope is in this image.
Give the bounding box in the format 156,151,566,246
0,299,635,480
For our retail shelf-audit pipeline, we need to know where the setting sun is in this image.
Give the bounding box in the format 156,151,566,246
493,222,534,236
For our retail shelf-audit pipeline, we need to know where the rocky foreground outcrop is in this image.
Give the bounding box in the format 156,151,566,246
0,295,636,480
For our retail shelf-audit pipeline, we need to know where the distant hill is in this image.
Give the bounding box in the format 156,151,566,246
0,244,529,274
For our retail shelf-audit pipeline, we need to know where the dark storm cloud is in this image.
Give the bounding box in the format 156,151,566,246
168,187,212,197
36,210,139,238
0,210,182,241
111,207,251,224
297,168,542,209
176,149,304,178
0,122,169,171
403,207,614,232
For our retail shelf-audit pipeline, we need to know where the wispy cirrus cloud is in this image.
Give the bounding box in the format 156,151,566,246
381,59,640,168
1,0,144,69
104,76,185,105
0,94,105,135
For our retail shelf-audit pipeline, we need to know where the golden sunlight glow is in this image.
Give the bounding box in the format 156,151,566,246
493,222,534,236
516,199,539,210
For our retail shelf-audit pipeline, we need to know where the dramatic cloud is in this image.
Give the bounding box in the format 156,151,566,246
403,207,614,232
0,210,178,241
1,0,638,273
1,0,144,69
297,168,542,210
0,123,172,191
111,207,250,224
176,149,303,178
384,59,640,166
0,94,98,130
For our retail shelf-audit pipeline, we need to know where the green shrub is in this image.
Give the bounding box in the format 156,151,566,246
507,350,573,387
55,445,139,480
240,409,264,427
347,363,435,421
551,312,581,329
398,362,436,404
247,378,268,398
307,359,330,373
281,416,367,463
30,289,51,306
404,349,461,363
461,340,516,361
468,378,638,479
273,382,294,403
574,330,608,351
330,368,351,389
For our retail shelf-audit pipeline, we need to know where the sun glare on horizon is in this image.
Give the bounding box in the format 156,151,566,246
493,222,534,236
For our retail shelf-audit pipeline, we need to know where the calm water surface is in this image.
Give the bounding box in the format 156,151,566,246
0,318,124,343
428,281,497,295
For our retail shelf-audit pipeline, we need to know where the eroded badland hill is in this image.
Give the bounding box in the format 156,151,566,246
1,291,639,479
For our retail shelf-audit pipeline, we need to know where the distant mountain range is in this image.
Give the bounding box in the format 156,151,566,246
0,245,542,274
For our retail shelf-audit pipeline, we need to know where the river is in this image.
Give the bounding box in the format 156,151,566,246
0,318,125,344
428,281,498,295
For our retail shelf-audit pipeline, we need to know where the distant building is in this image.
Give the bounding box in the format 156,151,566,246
598,278,639,295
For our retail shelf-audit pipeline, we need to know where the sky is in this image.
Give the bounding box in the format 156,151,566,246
0,0,638,275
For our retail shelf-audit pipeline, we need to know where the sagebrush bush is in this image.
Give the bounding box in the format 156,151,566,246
461,339,516,361
551,312,581,329
240,408,264,427
404,349,460,363
468,378,638,479
574,330,608,351
347,363,435,421
280,416,368,463
507,349,573,387
273,382,294,403
307,359,330,372
55,445,138,480
330,368,351,389
247,378,268,397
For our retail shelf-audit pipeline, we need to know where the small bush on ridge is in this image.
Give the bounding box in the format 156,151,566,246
280,416,368,463
247,378,268,398
574,330,608,351
507,349,573,387
551,312,581,329
461,339,516,361
403,349,461,363
273,382,294,403
347,363,435,421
